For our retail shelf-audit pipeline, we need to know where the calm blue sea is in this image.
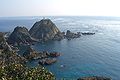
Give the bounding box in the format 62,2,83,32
1,16,120,80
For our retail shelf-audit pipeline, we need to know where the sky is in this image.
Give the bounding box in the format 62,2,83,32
0,0,120,17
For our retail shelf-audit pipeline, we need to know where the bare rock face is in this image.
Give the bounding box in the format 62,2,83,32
7,26,36,45
0,32,12,51
29,19,61,41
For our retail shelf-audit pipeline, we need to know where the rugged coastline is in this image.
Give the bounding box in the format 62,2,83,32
0,19,112,80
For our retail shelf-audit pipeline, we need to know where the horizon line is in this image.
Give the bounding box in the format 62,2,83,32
1,15,120,18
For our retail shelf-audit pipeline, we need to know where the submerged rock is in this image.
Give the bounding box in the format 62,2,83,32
29,19,61,41
78,76,111,80
7,26,37,45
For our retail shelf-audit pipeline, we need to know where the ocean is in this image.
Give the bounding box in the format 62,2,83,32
0,16,120,80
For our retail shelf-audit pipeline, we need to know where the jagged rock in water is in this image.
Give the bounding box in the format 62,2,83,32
81,32,95,35
23,46,48,60
29,19,61,41
7,26,36,45
78,76,111,80
65,30,81,39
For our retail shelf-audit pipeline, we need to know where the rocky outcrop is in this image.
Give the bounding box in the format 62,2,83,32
29,19,61,41
39,58,57,65
23,46,48,60
65,30,81,39
23,46,60,65
0,32,12,51
81,32,95,35
78,76,111,80
6,19,96,45
7,26,37,45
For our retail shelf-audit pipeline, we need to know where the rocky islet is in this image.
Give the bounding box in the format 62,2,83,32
7,19,95,45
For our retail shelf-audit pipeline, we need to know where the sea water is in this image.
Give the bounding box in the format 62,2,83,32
0,16,120,80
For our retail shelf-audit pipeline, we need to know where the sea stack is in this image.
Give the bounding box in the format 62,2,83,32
7,26,36,45
29,19,61,41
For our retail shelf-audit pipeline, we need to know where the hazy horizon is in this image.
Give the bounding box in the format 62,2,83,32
0,0,120,17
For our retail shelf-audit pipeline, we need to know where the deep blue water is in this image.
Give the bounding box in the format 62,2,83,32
1,16,120,80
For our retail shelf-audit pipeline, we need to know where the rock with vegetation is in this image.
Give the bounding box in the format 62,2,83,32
0,32,12,51
0,32,5,49
29,19,61,41
0,32,5,43
0,37,55,80
7,26,37,45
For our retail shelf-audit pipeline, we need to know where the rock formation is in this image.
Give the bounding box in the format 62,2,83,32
29,19,61,41
81,32,95,35
65,30,81,39
0,38,55,80
22,46,60,65
53,32,65,41
39,58,57,65
23,46,48,60
7,26,37,45
6,19,96,45
0,32,12,51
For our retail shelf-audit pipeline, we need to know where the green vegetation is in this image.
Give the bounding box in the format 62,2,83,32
0,46,55,80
